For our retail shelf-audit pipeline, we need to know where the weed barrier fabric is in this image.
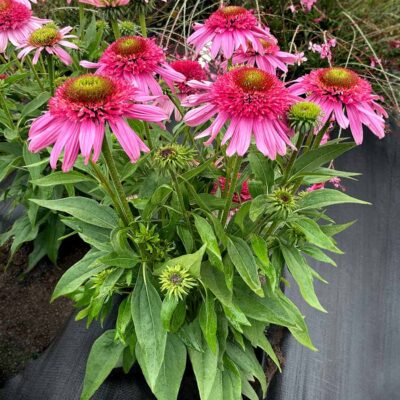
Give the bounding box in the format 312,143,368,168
1,127,400,400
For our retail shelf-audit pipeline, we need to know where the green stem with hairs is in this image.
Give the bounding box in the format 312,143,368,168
110,18,121,40
221,155,242,227
89,161,127,225
169,167,193,237
26,57,45,92
47,55,55,95
139,13,147,37
143,122,153,150
78,3,85,40
11,51,24,73
102,137,135,225
282,130,306,184
0,90,15,129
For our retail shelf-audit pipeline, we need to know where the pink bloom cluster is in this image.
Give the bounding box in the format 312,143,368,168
183,66,297,158
290,67,387,144
0,0,49,52
309,38,336,62
211,176,252,203
188,6,274,59
29,74,166,171
18,25,77,65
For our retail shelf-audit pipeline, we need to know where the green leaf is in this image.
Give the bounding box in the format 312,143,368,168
188,319,219,400
181,158,214,181
161,296,179,331
115,296,132,344
297,189,369,211
275,289,317,351
233,280,297,328
21,92,51,118
81,330,124,400
320,220,356,236
248,152,274,190
227,236,263,297
226,342,267,396
154,244,206,278
290,143,354,179
242,320,281,371
302,244,337,266
131,270,167,390
31,171,93,187
98,251,139,269
199,292,218,353
281,245,327,312
30,197,119,229
143,184,172,220
249,195,267,222
52,250,108,301
292,217,342,253
194,214,223,270
201,262,232,306
153,334,187,400
8,214,39,257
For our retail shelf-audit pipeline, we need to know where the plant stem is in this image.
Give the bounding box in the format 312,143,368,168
11,51,24,73
282,131,306,184
79,3,85,40
0,90,15,129
221,155,242,227
143,122,153,150
89,161,127,225
110,17,121,40
102,137,135,225
139,12,147,37
47,55,55,95
26,56,45,92
169,168,193,237
311,117,332,149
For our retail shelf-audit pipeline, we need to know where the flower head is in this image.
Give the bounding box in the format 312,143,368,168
28,74,167,171
17,25,78,65
159,264,197,300
231,38,298,75
0,0,49,52
183,66,297,158
269,188,296,217
154,144,196,170
290,67,388,144
187,6,273,59
288,101,322,133
80,36,184,97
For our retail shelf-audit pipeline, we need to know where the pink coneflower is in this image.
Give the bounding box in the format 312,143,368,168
28,74,167,171
187,6,273,60
183,66,297,158
306,182,325,191
230,38,298,75
290,67,387,144
0,0,49,52
164,59,207,120
17,25,78,65
80,36,184,97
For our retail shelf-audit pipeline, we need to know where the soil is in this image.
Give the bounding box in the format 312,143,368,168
0,238,88,385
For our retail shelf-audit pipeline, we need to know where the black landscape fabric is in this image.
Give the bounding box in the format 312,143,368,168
1,125,400,400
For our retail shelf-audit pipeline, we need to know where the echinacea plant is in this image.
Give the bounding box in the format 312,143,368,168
0,2,389,400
